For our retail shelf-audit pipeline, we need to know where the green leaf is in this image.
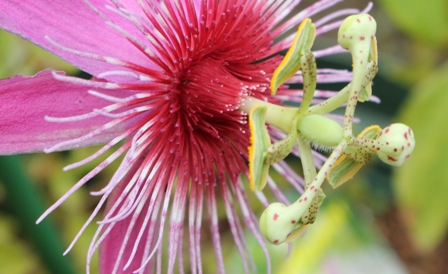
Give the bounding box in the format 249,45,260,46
378,0,448,48
394,62,448,252
0,30,76,78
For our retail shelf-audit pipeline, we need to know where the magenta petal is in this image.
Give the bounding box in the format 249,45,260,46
0,70,126,154
98,186,152,274
99,213,149,274
0,0,153,77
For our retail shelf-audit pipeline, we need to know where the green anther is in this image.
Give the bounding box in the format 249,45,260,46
327,158,362,188
270,18,316,95
327,125,381,188
248,105,271,191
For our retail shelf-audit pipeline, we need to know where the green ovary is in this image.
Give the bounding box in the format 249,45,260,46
298,114,343,147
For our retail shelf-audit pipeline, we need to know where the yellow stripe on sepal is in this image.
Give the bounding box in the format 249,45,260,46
270,18,316,95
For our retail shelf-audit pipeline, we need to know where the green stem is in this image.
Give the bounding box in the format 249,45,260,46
296,135,316,188
0,155,76,274
240,97,298,133
307,84,350,115
297,51,317,116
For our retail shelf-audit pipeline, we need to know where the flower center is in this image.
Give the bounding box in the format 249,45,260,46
169,57,244,136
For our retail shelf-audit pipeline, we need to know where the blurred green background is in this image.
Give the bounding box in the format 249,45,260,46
1,1,447,273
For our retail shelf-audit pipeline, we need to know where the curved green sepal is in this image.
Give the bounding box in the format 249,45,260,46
270,18,316,95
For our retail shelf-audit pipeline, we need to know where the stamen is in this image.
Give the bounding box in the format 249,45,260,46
107,202,145,273
87,90,131,103
43,113,137,153
44,112,98,123
37,142,130,224
313,44,346,58
272,162,305,192
268,0,300,24
267,177,291,205
254,190,270,208
361,2,374,14
316,20,345,36
97,70,140,79
62,126,137,171
123,192,161,271
88,90,158,103
90,150,138,197
46,35,169,79
46,35,110,62
273,0,343,37
220,181,253,274
93,105,153,119
234,181,272,274
287,68,352,84
314,8,360,27
99,157,161,224
133,174,176,273
64,193,110,255
51,71,121,89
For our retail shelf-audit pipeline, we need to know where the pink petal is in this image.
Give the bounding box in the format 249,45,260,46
98,171,170,274
0,0,154,77
0,69,128,154
98,214,150,274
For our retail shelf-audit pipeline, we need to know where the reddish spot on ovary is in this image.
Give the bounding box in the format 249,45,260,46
387,156,397,162
273,213,279,221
